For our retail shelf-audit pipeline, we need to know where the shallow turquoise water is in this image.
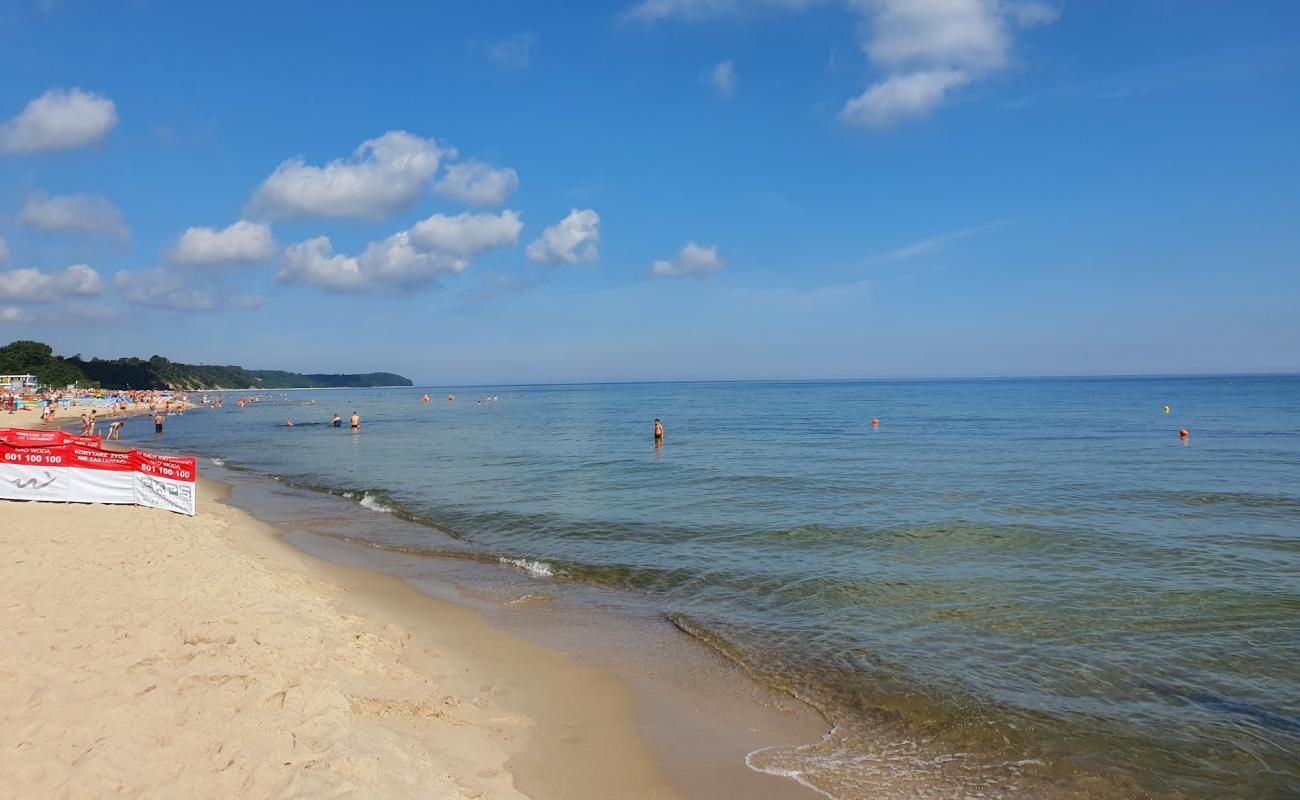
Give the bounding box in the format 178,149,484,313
124,376,1300,797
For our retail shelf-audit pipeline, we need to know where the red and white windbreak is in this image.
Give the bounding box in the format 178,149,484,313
0,429,196,516
0,444,69,503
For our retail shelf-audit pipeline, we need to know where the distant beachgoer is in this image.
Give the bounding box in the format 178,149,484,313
422,394,430,404
108,421,123,440
654,418,664,444
154,412,165,434
350,411,360,430
332,414,342,428
448,394,455,401
286,419,294,427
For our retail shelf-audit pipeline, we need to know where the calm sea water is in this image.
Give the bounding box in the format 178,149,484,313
121,377,1299,798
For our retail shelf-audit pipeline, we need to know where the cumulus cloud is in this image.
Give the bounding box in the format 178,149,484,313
0,306,28,322
248,130,447,220
279,234,454,292
409,211,523,257
168,220,276,266
279,238,364,292
279,210,522,292
434,161,520,206
489,32,538,70
0,88,118,153
20,191,130,245
650,241,726,277
0,264,104,302
710,60,737,97
526,209,600,265
840,0,1061,127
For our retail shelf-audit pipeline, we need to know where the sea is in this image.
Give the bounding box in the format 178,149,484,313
114,376,1300,799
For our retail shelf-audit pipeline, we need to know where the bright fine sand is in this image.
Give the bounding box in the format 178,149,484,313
0,420,681,798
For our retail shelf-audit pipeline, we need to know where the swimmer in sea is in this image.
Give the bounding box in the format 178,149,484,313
654,418,664,445
331,414,342,428
154,412,165,434
350,411,360,430
286,419,294,427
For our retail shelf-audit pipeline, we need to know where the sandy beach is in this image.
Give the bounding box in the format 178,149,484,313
0,416,684,798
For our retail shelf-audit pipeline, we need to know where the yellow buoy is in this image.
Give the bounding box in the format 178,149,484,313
1163,405,1170,413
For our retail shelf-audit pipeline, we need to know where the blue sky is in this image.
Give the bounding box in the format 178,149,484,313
0,0,1296,383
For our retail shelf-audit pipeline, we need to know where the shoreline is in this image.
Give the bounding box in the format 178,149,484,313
1,410,824,798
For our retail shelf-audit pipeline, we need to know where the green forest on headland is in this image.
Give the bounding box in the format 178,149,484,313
0,340,412,390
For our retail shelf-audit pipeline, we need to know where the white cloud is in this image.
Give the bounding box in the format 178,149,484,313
650,241,726,277
20,191,130,244
626,0,1057,126
113,269,218,311
169,220,276,266
278,237,364,292
710,60,737,97
0,306,29,322
626,0,815,23
409,211,523,257
839,68,971,126
863,0,1009,72
248,130,447,220
279,210,522,293
526,209,600,265
279,233,456,291
489,32,537,70
0,88,118,153
840,0,1061,126
0,238,8,265
0,264,104,302
434,162,520,206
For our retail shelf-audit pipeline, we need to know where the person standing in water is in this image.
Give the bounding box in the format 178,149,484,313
350,411,360,430
654,418,664,445
331,414,342,428
154,411,165,434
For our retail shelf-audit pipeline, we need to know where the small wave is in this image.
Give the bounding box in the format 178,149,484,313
359,493,397,514
500,556,562,578
210,457,225,466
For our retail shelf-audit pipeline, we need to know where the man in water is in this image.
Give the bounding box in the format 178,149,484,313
154,412,165,434
350,411,360,430
654,418,664,444
331,414,342,428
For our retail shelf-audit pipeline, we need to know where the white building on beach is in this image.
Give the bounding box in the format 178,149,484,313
0,374,38,392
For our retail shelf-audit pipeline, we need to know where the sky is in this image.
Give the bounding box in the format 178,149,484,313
0,0,1297,383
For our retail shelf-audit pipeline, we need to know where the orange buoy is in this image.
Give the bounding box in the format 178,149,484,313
871,419,879,426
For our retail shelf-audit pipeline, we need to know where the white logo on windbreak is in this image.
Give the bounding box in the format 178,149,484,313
139,475,193,510
13,471,56,490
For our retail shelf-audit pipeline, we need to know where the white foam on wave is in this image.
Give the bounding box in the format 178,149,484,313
745,744,841,800
209,457,225,466
499,557,560,578
359,493,395,514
